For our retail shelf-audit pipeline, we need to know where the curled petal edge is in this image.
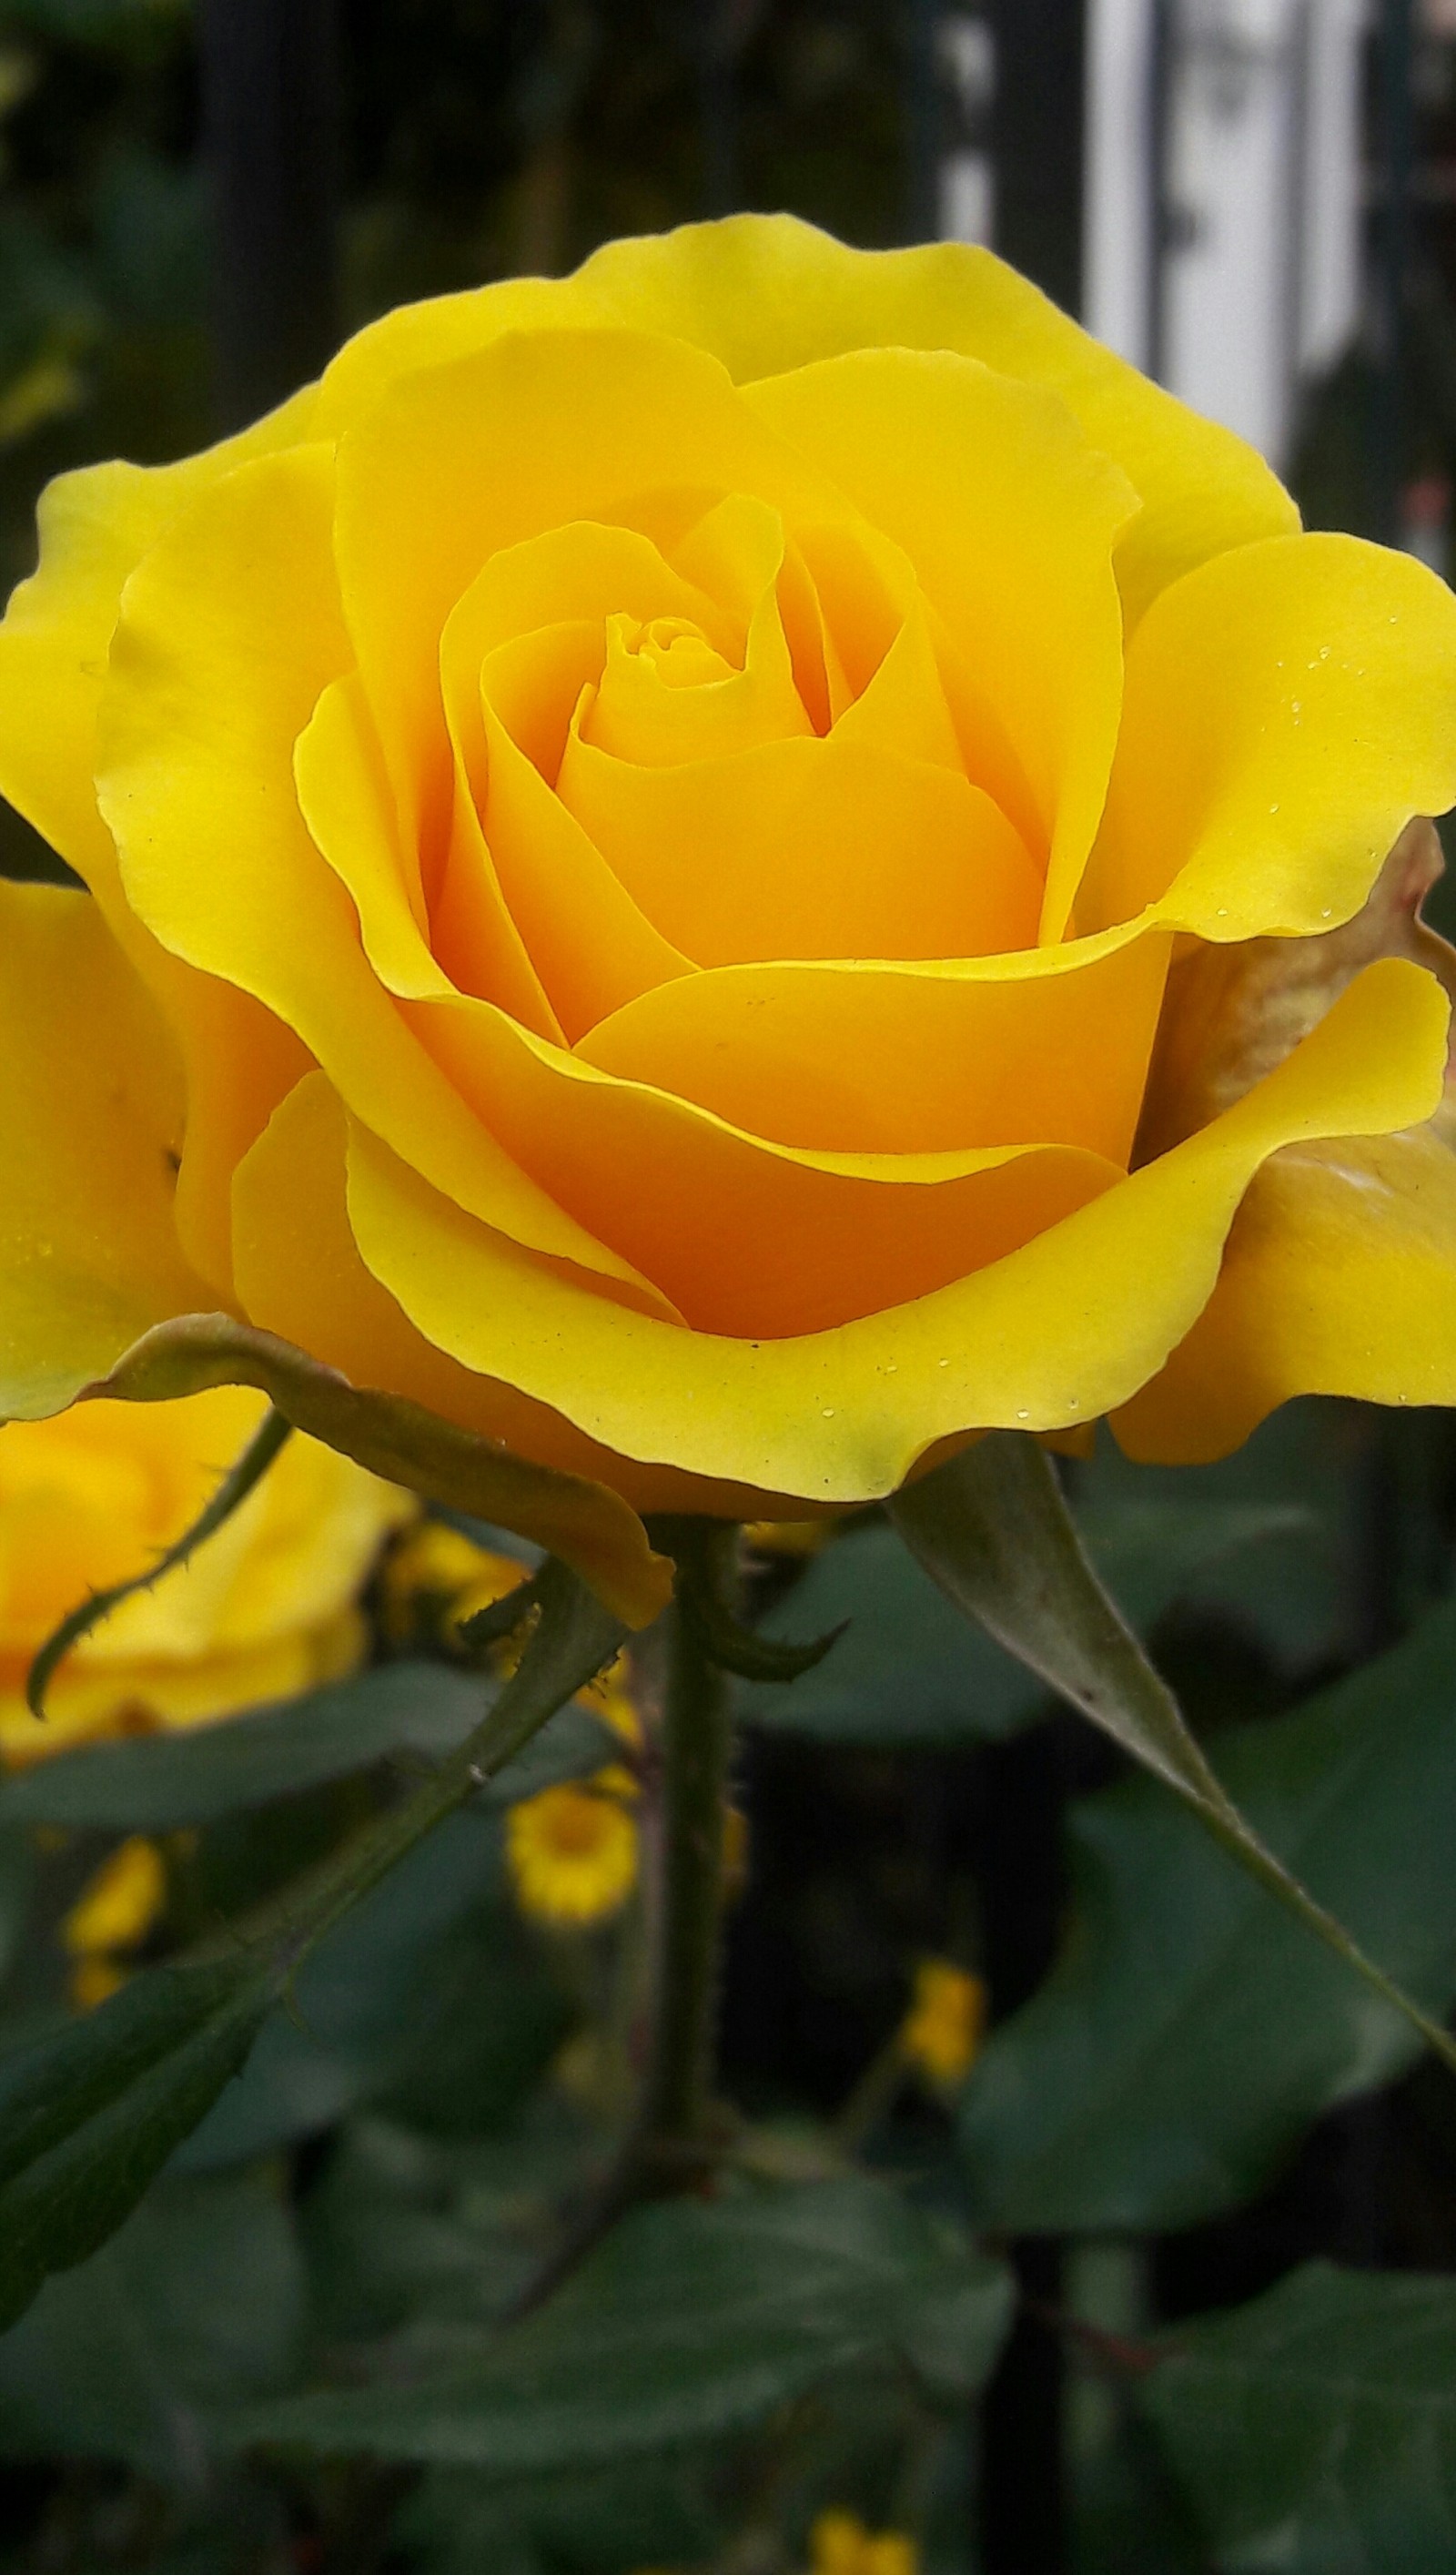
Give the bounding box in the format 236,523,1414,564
79,1313,672,1631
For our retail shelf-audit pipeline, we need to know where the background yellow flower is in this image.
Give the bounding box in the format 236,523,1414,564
0,1386,413,1759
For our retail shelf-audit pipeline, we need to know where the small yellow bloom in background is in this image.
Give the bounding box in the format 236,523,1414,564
0,1388,413,1764
61,1835,166,1956
900,1958,987,2088
61,1834,167,2009
810,2509,919,2575
69,1954,126,2013
507,1774,640,1927
379,1518,526,1649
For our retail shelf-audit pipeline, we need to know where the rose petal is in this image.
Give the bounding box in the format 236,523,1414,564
747,348,1136,942
575,933,1172,1161
1113,1124,1456,1461
343,959,1447,1499
96,441,658,1303
572,213,1299,626
1085,532,1456,940
0,883,207,1421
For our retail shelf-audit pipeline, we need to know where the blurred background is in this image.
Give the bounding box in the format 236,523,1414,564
4,7,1456,2571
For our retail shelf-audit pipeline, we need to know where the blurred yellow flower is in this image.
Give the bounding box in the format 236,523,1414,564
379,1518,524,1647
61,1834,167,2010
507,1772,640,1926
0,1387,412,1762
810,2510,918,2575
900,1959,987,2088
62,1834,166,1955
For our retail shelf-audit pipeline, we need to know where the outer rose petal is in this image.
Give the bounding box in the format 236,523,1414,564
574,217,1299,628
231,1072,781,1528
0,384,316,893
340,961,1446,1502
1112,1127,1456,1461
313,215,1294,630
1085,532,1456,942
0,883,208,1419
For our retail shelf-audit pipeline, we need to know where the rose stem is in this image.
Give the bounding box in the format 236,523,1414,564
505,1518,737,2318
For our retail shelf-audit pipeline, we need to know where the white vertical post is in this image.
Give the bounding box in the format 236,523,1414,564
1299,0,1368,377
1084,0,1157,367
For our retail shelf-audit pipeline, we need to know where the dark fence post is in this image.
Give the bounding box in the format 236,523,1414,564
197,0,342,433
987,0,1086,316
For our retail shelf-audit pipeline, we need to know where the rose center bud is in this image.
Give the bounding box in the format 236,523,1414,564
631,617,735,688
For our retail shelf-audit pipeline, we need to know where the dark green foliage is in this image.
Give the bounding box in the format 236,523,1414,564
741,1498,1309,1747
961,1593,1456,2231
0,1954,274,2329
1142,2264,1456,2570
0,2169,302,2481
0,1663,612,1830
229,2176,1011,2471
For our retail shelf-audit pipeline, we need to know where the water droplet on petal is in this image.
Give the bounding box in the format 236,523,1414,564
821,1407,835,1418
1016,1408,1030,1421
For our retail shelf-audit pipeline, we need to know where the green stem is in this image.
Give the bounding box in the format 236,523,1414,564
638,1521,736,2164
505,1522,738,2316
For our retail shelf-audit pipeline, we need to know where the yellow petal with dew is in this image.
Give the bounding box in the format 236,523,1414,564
1084,532,1456,940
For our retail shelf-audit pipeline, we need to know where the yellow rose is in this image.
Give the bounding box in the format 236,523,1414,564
2,214,1455,1613
0,1387,411,1759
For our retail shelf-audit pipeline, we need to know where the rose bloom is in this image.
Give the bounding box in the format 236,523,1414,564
2,215,1455,1607
0,1389,410,1759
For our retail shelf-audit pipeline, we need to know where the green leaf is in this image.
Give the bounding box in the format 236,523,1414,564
961,1592,1456,2231
0,1562,625,2317
1140,2263,1456,2571
228,2178,1012,2471
889,1435,1456,2086
742,1502,1306,1748
0,1953,273,2331
0,2170,301,2480
0,1665,613,1831
396,2456,723,2575
173,1808,552,2170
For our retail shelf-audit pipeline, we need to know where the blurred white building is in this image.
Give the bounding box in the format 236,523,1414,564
1083,0,1369,467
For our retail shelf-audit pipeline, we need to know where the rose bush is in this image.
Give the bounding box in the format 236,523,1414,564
2,213,1456,1617
0,1388,410,1758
